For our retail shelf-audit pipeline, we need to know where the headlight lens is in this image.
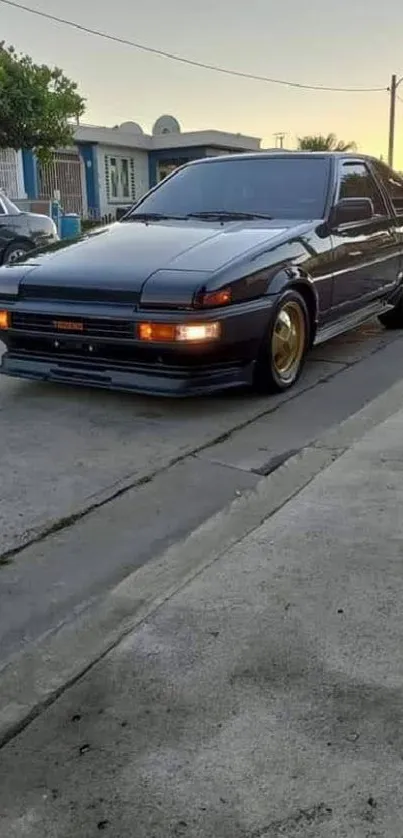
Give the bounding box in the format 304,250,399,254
176,323,220,341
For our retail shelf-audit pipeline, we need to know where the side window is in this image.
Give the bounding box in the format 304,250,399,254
338,162,387,217
373,162,403,216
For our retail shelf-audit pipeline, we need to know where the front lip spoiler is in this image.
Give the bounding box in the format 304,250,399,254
0,353,255,397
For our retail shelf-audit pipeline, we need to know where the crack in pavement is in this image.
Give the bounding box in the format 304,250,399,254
1,331,401,567
0,359,350,565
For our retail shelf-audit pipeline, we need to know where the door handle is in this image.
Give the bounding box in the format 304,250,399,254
348,250,363,257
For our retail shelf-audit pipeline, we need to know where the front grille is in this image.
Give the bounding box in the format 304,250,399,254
11,312,134,340
6,334,242,371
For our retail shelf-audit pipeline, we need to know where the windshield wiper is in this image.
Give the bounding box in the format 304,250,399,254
186,211,273,221
123,212,187,222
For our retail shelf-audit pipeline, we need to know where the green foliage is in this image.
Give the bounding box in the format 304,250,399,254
297,133,356,152
0,43,85,161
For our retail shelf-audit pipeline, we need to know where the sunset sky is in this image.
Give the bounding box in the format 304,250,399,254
2,0,403,166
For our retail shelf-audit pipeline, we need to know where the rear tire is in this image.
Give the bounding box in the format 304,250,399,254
253,290,310,394
378,298,403,330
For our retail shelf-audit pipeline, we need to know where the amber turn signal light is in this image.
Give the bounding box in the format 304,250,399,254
199,288,232,308
138,322,221,343
138,323,177,342
0,310,10,330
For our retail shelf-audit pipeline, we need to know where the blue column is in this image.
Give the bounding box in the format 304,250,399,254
78,143,100,218
21,150,39,199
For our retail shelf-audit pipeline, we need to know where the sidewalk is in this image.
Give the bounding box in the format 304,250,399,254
1,405,403,836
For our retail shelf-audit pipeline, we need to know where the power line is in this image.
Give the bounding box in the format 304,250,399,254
0,0,388,93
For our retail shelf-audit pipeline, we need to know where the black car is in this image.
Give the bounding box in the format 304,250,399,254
0,152,403,397
0,191,59,265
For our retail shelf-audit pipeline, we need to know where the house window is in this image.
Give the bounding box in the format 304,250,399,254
157,159,187,183
120,158,130,199
109,157,119,199
105,155,136,202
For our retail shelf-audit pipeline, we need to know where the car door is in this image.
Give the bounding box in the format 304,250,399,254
330,160,399,317
371,160,403,274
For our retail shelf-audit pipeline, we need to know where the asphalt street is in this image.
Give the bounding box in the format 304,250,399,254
1,320,403,670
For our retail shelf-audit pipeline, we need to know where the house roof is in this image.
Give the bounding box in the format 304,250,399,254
74,123,261,153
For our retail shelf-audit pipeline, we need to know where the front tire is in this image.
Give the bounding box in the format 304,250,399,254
3,241,32,265
253,290,310,394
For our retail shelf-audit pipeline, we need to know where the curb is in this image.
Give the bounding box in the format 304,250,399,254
1,377,403,748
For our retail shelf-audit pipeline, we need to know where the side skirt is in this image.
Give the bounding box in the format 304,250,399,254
314,300,394,346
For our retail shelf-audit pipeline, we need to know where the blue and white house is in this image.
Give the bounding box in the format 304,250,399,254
10,115,262,219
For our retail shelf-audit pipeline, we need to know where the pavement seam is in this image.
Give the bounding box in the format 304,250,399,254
1,357,401,749
1,335,403,749
0,443,343,750
0,358,348,564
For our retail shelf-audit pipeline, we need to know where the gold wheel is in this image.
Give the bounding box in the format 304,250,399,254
271,300,306,382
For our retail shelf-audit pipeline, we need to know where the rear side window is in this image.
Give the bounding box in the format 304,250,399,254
373,162,403,216
338,162,387,217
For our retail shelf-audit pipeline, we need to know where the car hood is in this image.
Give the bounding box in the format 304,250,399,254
12,218,313,304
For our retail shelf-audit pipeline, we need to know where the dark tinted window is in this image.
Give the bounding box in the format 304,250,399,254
129,156,331,220
373,162,403,215
338,162,387,216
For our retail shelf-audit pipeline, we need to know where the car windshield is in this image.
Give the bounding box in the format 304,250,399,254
0,191,20,214
127,156,330,221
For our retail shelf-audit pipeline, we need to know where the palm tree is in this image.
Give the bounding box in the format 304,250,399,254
297,133,356,152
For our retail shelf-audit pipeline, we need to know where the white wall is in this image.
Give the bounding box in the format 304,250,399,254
0,149,26,198
95,144,149,217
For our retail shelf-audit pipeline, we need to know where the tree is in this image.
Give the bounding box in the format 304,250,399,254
0,43,85,160
297,133,356,152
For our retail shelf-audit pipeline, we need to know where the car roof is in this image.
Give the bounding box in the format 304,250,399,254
188,151,380,165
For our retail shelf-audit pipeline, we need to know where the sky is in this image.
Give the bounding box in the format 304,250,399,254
2,0,403,166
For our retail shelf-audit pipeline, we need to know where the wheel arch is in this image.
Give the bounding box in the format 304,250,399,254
268,267,319,347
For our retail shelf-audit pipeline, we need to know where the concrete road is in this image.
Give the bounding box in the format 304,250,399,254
1,395,403,837
1,322,403,669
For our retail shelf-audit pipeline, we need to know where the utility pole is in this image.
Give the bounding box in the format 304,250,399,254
388,74,397,167
274,132,286,149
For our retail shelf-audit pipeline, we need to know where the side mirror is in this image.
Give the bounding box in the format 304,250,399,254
329,197,374,227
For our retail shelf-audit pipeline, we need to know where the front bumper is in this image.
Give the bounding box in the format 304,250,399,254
0,352,255,396
0,298,273,396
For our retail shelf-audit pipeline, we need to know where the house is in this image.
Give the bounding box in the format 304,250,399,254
18,115,262,220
